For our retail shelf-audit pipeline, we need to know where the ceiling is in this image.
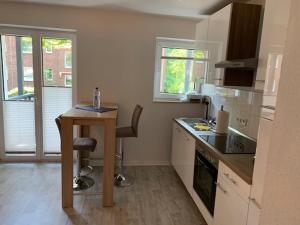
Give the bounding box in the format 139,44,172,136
2,0,234,18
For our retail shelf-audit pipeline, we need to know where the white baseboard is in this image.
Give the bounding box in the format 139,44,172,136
89,158,170,167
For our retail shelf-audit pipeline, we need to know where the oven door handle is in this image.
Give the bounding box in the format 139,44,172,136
196,154,217,175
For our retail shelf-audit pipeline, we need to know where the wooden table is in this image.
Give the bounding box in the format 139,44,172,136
60,103,118,208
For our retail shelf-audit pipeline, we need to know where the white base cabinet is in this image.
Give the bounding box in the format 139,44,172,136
214,178,249,225
247,200,261,225
171,122,195,194
214,162,251,225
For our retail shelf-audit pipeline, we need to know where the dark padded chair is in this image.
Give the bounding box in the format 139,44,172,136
55,115,97,191
114,104,143,187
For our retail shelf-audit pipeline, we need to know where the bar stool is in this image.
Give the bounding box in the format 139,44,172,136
55,115,97,191
114,104,143,187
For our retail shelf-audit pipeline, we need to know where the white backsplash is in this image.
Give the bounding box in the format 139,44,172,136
202,84,262,140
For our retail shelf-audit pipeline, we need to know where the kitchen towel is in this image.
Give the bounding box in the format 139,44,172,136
215,105,230,134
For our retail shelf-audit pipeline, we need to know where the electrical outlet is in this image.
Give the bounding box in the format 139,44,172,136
236,117,248,127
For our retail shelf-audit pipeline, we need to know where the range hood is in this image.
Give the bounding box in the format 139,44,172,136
215,58,258,69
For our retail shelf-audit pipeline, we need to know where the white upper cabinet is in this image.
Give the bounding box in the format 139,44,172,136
206,4,232,85
207,4,232,65
195,18,209,41
255,0,292,90
195,3,262,87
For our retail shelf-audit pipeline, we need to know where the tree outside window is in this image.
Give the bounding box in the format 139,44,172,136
154,38,209,101
21,37,32,53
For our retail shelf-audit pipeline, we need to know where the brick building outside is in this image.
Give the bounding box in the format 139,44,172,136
3,35,72,98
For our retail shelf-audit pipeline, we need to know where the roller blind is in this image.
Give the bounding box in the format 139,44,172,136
3,101,36,152
42,87,72,153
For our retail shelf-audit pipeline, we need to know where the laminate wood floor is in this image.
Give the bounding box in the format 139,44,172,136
0,163,207,225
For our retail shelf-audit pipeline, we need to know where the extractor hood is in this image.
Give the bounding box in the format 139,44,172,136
215,58,258,69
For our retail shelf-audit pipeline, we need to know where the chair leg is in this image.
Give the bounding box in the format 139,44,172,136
73,150,94,191
114,138,133,187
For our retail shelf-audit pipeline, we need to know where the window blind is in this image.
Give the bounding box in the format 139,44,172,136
42,87,72,153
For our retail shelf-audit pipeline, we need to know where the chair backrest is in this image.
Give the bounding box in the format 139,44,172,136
131,104,143,137
55,115,62,138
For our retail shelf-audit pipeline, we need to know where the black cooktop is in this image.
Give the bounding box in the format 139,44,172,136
199,130,256,154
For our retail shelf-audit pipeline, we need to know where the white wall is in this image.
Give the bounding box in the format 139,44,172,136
0,2,203,165
202,84,262,140
260,0,300,224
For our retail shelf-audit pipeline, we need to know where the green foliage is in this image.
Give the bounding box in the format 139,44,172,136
42,38,71,50
21,37,71,52
162,48,206,94
44,68,53,80
8,87,34,97
163,48,186,94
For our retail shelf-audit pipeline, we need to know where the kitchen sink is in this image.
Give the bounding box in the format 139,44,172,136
181,118,212,131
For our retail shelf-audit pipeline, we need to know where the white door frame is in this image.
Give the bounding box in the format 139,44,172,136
0,25,77,162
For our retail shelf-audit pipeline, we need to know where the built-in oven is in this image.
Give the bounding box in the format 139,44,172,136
193,142,218,216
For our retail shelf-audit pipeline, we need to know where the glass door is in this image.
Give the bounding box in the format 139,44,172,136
41,36,73,156
0,27,76,161
0,33,37,157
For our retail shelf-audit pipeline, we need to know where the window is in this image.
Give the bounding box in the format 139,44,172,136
64,75,72,87
64,51,72,68
24,67,33,81
44,68,53,81
153,37,209,102
44,44,53,53
21,37,32,53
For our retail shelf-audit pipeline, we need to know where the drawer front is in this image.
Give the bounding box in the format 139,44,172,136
247,199,261,225
218,162,251,201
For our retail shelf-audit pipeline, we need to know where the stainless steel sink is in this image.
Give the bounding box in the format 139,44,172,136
181,118,211,131
181,118,208,124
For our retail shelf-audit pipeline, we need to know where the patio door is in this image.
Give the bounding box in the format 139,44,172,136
0,27,76,161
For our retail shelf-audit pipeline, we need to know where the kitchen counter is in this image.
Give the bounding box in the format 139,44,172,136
174,118,255,184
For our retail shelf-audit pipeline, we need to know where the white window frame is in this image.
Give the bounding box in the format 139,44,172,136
153,37,221,102
0,25,77,162
153,37,201,102
64,51,71,68
64,74,72,87
23,66,33,81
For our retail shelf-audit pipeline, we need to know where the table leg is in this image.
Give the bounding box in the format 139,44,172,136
61,118,74,208
80,125,90,167
103,119,116,207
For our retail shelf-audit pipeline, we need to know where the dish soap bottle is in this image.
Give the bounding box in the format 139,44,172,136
93,87,101,109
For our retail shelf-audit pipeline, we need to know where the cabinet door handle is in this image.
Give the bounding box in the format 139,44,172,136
215,182,227,194
223,173,237,185
249,197,261,209
229,178,237,185
223,173,230,177
176,127,181,132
